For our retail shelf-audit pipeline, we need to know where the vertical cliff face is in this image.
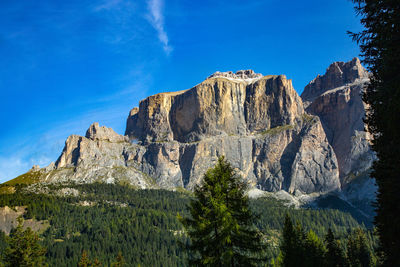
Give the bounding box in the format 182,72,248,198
126,73,304,143
120,70,339,193
301,57,369,107
301,58,374,183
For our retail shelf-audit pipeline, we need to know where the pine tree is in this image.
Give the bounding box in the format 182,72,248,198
279,214,304,267
92,258,101,267
179,157,265,266
78,250,91,267
325,228,346,267
347,228,373,267
280,214,296,267
111,252,125,267
3,217,47,267
303,230,326,267
349,1,400,265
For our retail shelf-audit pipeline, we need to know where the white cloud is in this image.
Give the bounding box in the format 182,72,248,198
146,0,172,55
93,0,123,12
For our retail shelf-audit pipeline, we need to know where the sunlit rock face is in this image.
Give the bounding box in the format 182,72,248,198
121,71,339,193
125,74,304,143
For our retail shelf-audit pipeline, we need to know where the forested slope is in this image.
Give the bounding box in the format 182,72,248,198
0,183,375,266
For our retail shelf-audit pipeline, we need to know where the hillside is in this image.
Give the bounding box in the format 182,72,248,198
0,183,376,266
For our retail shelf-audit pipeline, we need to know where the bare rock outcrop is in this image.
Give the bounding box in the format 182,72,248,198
17,68,349,195
301,58,374,184
120,71,339,193
50,123,153,188
126,75,304,143
85,122,128,143
302,58,369,107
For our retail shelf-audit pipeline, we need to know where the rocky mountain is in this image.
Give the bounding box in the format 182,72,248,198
8,59,375,201
301,58,374,184
300,58,376,217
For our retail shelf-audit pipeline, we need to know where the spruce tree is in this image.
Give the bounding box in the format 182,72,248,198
349,1,400,265
78,250,91,267
179,157,265,266
303,230,326,267
347,228,373,267
3,217,47,267
325,228,346,267
280,214,304,267
111,252,125,267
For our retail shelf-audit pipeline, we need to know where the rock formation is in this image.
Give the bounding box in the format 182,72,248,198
126,74,304,143
43,123,153,188
12,59,374,198
301,58,374,184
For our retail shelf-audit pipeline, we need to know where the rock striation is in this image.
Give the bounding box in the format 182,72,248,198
302,58,369,106
126,75,304,143
43,123,154,188
14,60,374,197
301,58,374,184
121,73,339,192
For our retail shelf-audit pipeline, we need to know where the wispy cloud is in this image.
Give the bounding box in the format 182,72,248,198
93,0,123,12
146,0,172,55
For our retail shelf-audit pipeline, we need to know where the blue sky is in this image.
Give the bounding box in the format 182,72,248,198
0,0,363,182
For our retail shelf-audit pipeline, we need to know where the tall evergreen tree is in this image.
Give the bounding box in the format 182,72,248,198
325,228,346,267
303,230,326,267
280,214,305,267
179,157,265,266
347,228,373,267
3,217,47,267
349,1,400,265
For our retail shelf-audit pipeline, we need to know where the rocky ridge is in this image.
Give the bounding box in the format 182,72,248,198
301,58,374,184
10,60,374,201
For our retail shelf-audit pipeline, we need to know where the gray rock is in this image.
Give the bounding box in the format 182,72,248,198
126,74,304,143
301,58,374,184
301,57,369,106
19,65,372,195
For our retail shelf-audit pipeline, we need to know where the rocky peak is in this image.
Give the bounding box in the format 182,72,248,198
85,122,128,143
301,57,369,104
126,74,304,143
17,63,359,196
301,58,373,184
207,69,263,81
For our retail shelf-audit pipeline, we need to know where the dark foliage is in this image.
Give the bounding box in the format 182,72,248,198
325,229,346,267
0,182,377,266
349,1,400,265
3,217,47,267
279,215,375,267
179,157,265,266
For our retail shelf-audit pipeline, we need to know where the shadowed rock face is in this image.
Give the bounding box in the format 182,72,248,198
301,58,369,107
301,58,374,184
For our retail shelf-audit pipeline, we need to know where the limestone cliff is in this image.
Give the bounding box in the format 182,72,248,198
19,62,383,197
301,58,369,107
126,73,303,143
44,123,154,188
18,69,342,194
301,58,374,184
